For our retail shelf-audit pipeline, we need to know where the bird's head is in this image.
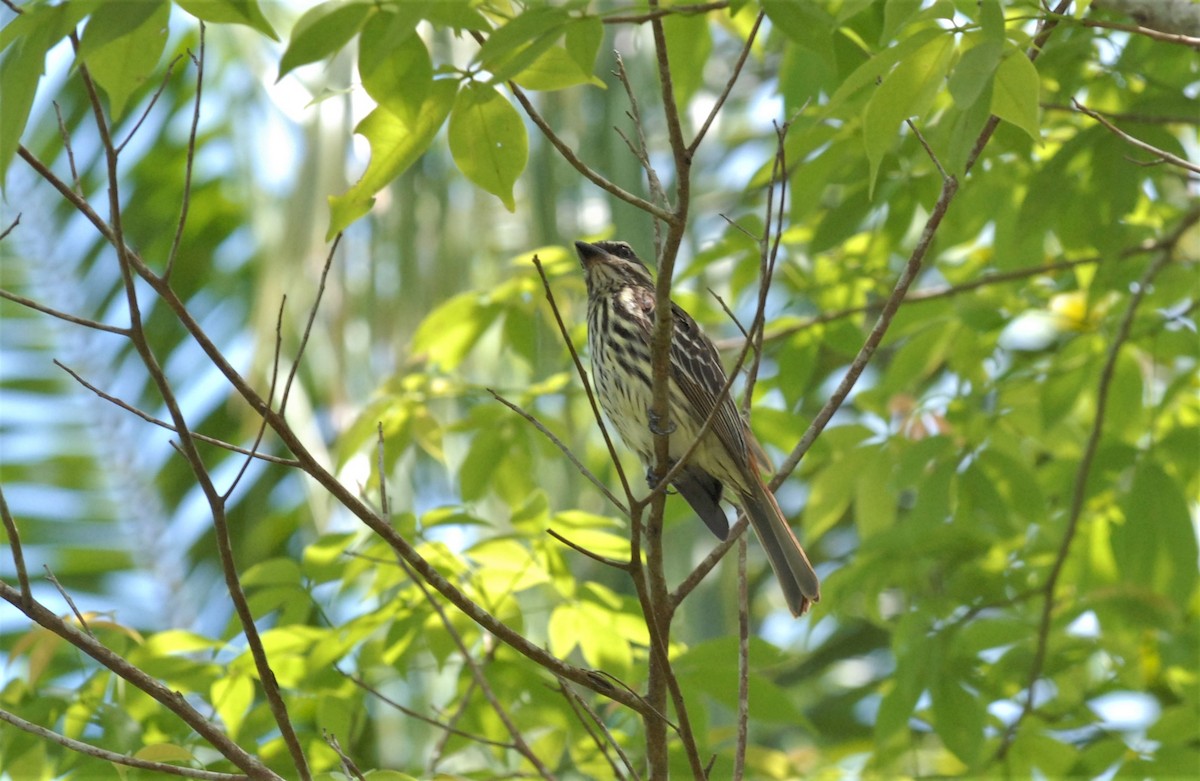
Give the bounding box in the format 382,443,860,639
574,240,654,294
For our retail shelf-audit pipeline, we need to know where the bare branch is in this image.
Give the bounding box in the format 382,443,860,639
1074,99,1200,173
997,243,1182,759
688,11,763,156
733,537,749,780
0,581,280,779
490,389,629,515
341,668,517,750
557,679,637,780
116,53,184,155
165,24,206,280
530,255,635,504
0,213,18,240
52,102,82,194
55,360,300,466
604,1,727,24
42,566,92,637
392,555,558,780
546,528,630,570
279,233,342,416
0,486,32,608
0,288,128,335
0,708,249,781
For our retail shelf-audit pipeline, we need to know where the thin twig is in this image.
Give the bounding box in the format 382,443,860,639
1075,15,1200,47
54,360,300,466
52,102,82,193
997,247,1178,759
223,293,286,500
560,679,640,780
43,566,92,637
279,234,342,416
322,731,365,781
530,256,635,503
557,680,629,781
546,528,630,570
164,24,205,280
733,537,749,780
0,708,248,781
392,555,558,781
115,53,184,154
0,288,128,335
489,389,629,515
0,487,32,608
77,43,314,778
0,213,18,241
340,668,517,750
0,581,279,779
688,11,763,157
604,0,727,24
1073,99,1200,174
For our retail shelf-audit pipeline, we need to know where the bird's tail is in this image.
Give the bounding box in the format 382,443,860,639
741,474,820,617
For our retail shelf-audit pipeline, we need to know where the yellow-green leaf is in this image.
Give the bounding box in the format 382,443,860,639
327,79,457,238
991,46,1041,143
448,82,528,211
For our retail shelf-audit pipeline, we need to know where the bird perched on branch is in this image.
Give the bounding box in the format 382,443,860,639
575,239,820,617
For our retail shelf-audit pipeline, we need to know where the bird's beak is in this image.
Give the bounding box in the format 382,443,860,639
574,240,605,267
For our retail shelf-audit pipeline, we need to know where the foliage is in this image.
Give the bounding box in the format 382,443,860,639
1,0,1197,780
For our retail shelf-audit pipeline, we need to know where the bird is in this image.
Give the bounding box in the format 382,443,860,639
574,239,820,617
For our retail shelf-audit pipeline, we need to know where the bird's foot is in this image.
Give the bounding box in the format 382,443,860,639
644,465,676,495
646,408,675,436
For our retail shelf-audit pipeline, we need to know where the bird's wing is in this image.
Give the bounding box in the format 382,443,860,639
666,302,750,466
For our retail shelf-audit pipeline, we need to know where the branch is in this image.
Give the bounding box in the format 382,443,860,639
0,581,280,779
0,486,32,608
340,668,518,751
603,1,727,24
54,360,300,467
165,24,205,280
392,554,558,781
76,46,313,779
489,388,629,516
997,244,1182,759
0,708,248,781
0,288,128,335
1073,99,1200,174
688,11,763,156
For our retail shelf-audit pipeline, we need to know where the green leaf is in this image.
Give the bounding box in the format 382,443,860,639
763,0,834,63
358,11,430,126
400,0,489,31
564,15,602,75
0,3,75,183
855,446,896,539
991,45,1041,143
931,676,984,766
662,12,711,111
79,0,170,120
1114,460,1198,598
175,0,278,40
410,290,499,370
327,79,457,238
278,0,373,80
475,6,570,84
863,32,955,195
210,674,253,739
511,45,602,91
448,82,528,211
948,36,1003,110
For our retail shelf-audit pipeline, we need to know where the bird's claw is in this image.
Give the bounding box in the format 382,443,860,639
644,465,677,494
646,408,675,436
